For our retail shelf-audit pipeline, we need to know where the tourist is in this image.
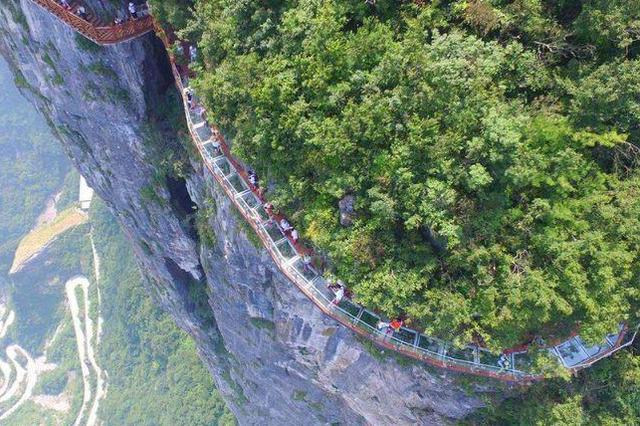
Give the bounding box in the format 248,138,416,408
189,45,197,62
60,0,71,10
498,354,511,370
280,218,293,233
248,170,258,187
332,284,344,305
114,17,124,25
75,5,87,18
291,229,299,242
301,254,313,272
377,321,390,333
389,318,403,334
128,2,137,19
186,90,194,110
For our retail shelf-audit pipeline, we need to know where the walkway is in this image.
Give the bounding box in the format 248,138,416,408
0,308,38,421
65,275,106,426
25,0,639,382
29,0,153,45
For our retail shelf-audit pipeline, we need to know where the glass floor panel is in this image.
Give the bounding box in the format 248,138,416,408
189,108,205,123
202,142,220,159
478,349,501,367
239,191,261,209
359,310,379,329
576,336,611,358
275,239,297,260
291,259,318,282
337,299,360,319
195,124,213,141
556,338,589,367
261,222,283,243
417,334,442,354
513,351,534,371
393,327,417,345
256,206,270,222
214,157,232,176
228,174,248,194
446,346,476,362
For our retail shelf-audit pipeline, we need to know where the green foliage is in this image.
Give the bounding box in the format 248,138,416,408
74,33,102,53
91,200,234,425
148,0,194,30
39,367,69,395
195,196,217,247
179,0,640,350
249,317,276,333
87,62,118,80
106,87,131,104
0,58,69,272
468,346,640,425
51,72,64,85
140,183,164,205
12,70,29,89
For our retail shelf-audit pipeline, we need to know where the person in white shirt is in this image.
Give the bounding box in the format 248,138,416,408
128,2,137,19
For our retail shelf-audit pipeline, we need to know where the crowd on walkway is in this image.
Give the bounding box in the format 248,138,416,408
55,0,149,26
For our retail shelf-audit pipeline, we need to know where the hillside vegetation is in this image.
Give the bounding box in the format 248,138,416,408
0,57,69,272
91,201,234,426
152,0,640,351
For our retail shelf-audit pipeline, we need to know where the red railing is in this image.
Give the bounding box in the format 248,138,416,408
29,0,153,45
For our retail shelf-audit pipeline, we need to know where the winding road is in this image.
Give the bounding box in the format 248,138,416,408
0,306,38,420
66,274,107,426
0,227,107,423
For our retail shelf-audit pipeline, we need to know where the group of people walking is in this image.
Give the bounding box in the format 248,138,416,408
56,0,147,25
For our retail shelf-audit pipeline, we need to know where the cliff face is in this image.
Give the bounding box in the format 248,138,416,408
0,1,498,424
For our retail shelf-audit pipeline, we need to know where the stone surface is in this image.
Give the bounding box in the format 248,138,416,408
0,1,500,424
339,194,356,227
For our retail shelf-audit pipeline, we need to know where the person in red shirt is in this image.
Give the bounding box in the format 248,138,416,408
389,319,404,333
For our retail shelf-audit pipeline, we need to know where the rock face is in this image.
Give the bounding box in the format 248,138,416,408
0,1,498,424
339,194,356,227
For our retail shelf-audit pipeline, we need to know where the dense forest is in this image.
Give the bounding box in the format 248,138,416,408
152,0,639,352
91,201,234,425
147,1,640,422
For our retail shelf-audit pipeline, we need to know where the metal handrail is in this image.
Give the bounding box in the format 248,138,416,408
28,0,153,45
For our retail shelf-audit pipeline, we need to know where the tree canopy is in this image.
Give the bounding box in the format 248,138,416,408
151,0,640,350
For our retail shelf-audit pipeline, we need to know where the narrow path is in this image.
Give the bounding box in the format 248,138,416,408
66,277,91,426
87,232,107,426
0,360,11,397
0,345,37,420
66,273,106,426
0,310,15,339
0,348,21,404
0,307,38,419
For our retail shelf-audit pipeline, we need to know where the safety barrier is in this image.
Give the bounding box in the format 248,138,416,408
28,0,638,382
28,0,153,45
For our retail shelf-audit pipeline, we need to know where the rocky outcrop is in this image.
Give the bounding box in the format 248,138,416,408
339,194,356,227
0,1,500,424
